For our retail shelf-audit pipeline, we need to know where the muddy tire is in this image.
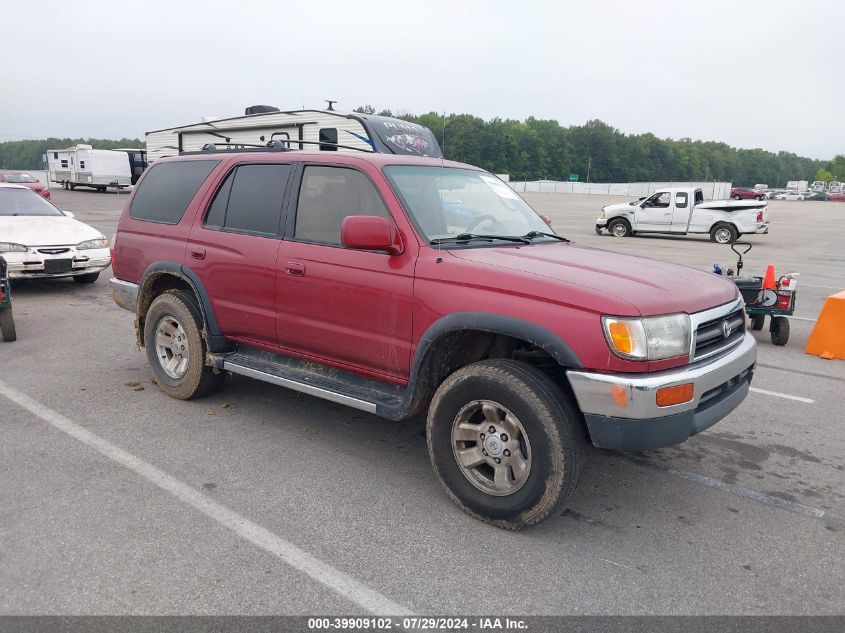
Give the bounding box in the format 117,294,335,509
770,316,789,346
426,359,587,529
73,272,100,284
0,306,16,342
608,218,632,238
750,314,765,330
144,291,224,400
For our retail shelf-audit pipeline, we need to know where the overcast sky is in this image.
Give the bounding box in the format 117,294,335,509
1,0,841,159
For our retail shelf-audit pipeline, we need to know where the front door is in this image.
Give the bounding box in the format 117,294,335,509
635,191,674,231
186,161,291,348
275,163,415,382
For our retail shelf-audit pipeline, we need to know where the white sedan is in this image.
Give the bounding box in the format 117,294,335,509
0,184,111,283
774,191,806,201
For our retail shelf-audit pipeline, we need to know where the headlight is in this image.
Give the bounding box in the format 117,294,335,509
602,313,691,361
0,242,27,253
599,208,606,219
77,238,109,250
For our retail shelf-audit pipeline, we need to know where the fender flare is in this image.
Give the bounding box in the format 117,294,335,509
410,312,582,381
138,262,233,352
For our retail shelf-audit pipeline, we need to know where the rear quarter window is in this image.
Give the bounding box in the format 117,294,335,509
130,160,219,224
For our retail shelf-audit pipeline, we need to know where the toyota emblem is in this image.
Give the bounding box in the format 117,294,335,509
722,320,732,339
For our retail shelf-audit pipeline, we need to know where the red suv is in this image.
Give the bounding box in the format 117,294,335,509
730,187,765,200
110,147,756,528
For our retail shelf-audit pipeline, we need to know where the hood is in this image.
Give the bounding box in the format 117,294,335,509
20,182,46,191
448,243,738,316
603,200,639,215
0,215,103,246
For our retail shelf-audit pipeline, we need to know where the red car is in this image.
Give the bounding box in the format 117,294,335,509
110,148,756,528
0,171,51,199
827,192,845,202
730,187,765,201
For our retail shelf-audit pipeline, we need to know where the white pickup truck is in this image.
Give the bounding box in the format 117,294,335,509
595,187,769,244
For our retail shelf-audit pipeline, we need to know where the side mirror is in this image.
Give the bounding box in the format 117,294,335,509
63,211,75,219
540,214,553,227
341,215,403,255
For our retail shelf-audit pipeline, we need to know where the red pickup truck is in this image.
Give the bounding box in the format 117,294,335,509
110,147,756,528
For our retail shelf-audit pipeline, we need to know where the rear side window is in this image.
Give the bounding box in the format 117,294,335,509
676,192,688,208
130,160,218,224
203,164,290,235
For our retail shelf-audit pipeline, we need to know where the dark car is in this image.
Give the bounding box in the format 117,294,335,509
0,171,51,199
730,187,765,200
804,191,829,201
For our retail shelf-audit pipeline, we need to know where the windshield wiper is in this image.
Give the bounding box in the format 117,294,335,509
431,233,532,245
522,230,570,242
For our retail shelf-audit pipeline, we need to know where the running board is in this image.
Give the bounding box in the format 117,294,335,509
218,346,409,418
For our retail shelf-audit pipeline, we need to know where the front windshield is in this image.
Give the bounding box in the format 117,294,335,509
3,173,39,183
0,188,64,216
384,166,552,242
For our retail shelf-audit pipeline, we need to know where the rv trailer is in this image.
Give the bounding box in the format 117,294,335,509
145,105,443,162
46,145,132,191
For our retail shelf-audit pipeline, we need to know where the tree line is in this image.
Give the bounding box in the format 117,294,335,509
0,138,143,171
357,106,841,186
2,116,842,187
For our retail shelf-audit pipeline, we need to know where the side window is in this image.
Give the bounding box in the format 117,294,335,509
319,128,338,151
60,160,68,168
130,160,219,224
695,190,704,205
203,170,234,228
208,164,290,235
294,166,389,245
652,192,672,208
53,152,58,159
80,161,86,169
675,192,688,208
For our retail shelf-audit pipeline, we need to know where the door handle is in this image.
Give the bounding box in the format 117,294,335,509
190,247,206,260
285,261,306,277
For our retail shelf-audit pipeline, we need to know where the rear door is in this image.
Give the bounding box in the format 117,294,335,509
670,191,692,232
635,191,674,231
186,160,292,348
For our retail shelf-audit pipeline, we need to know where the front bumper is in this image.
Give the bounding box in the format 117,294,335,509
4,247,111,279
567,331,756,451
595,218,608,228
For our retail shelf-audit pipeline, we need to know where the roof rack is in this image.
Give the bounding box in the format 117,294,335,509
178,139,375,156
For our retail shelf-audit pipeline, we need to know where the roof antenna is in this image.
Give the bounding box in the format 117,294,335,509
325,100,337,111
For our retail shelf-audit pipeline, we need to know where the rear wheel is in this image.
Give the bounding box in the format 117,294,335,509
710,223,738,244
426,359,586,529
770,316,790,346
734,195,742,200
608,218,632,238
73,272,100,284
144,291,224,399
0,306,16,342
750,314,765,330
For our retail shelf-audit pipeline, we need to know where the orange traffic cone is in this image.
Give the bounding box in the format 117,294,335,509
762,265,777,290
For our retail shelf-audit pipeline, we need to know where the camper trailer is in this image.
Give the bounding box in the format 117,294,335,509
47,145,132,191
145,105,443,162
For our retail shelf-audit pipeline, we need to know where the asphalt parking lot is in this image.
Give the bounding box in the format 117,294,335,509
1,189,843,615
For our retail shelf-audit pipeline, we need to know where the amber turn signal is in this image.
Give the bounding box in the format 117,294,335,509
655,383,694,407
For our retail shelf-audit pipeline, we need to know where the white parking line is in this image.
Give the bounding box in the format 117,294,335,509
786,315,817,322
0,379,413,616
749,387,814,404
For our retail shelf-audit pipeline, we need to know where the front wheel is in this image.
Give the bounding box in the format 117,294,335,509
608,218,632,238
426,359,586,529
734,195,742,200
144,291,224,399
0,306,16,342
770,316,790,346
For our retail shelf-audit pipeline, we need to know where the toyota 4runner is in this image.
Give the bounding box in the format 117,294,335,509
110,146,756,528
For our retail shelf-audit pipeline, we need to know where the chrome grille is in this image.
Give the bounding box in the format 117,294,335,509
693,307,745,361
37,248,70,255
